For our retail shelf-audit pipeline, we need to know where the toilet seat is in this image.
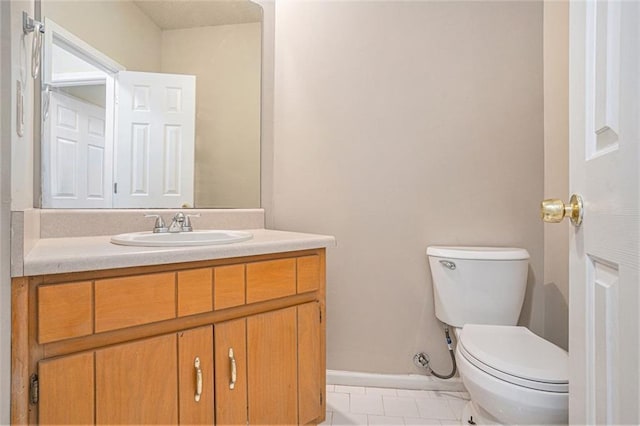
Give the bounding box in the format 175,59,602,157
459,324,568,393
456,345,569,425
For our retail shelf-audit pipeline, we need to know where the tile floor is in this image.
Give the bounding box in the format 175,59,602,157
321,385,470,426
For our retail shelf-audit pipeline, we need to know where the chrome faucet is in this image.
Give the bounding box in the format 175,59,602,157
169,212,200,232
145,212,199,233
168,212,186,233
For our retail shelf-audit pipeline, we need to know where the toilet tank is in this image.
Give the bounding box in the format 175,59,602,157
427,246,529,327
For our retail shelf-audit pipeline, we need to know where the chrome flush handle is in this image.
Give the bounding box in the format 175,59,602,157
439,260,456,270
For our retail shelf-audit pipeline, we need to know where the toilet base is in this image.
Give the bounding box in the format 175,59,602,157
461,401,502,425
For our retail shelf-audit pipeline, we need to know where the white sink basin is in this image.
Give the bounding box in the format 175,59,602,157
111,230,253,247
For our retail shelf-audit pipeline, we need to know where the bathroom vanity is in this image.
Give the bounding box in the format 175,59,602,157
11,227,334,425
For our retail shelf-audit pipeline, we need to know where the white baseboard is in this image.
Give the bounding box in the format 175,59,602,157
326,370,466,392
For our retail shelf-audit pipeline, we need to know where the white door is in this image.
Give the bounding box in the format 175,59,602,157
42,90,112,208
114,71,196,208
569,1,639,424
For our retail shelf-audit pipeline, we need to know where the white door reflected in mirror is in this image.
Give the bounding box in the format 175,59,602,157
45,90,109,207
115,71,195,208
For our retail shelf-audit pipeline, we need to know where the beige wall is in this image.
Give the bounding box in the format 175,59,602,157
41,0,162,72
271,1,544,374
543,1,570,350
161,23,261,208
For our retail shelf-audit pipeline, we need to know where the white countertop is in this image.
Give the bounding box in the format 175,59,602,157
22,229,336,276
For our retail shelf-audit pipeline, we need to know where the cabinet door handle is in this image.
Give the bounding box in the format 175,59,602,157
194,356,202,402
229,348,237,390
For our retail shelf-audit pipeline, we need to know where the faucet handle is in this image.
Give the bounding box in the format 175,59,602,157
144,214,168,233
183,214,200,232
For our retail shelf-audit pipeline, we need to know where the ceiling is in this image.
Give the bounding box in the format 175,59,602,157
133,0,262,30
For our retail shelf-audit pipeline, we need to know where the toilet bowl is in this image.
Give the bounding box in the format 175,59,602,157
456,324,568,425
427,246,569,425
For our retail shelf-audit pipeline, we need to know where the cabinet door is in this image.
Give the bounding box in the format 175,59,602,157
95,334,178,424
215,318,248,425
298,302,323,424
178,326,214,424
247,306,298,425
39,352,95,425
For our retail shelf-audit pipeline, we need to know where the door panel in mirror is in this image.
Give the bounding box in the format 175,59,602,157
114,71,195,208
44,90,110,207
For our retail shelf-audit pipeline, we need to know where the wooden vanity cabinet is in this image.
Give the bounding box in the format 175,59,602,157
12,249,326,425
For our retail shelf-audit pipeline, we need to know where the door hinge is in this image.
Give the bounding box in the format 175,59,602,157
319,307,322,323
29,374,39,405
113,182,118,194
320,391,323,405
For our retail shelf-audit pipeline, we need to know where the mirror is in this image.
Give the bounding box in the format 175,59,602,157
39,0,262,208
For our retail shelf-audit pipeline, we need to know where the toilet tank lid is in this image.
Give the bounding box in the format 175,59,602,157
426,246,530,260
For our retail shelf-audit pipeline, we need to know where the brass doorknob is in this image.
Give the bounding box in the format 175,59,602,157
541,194,583,226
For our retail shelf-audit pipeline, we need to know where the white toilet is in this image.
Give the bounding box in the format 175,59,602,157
427,246,568,425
